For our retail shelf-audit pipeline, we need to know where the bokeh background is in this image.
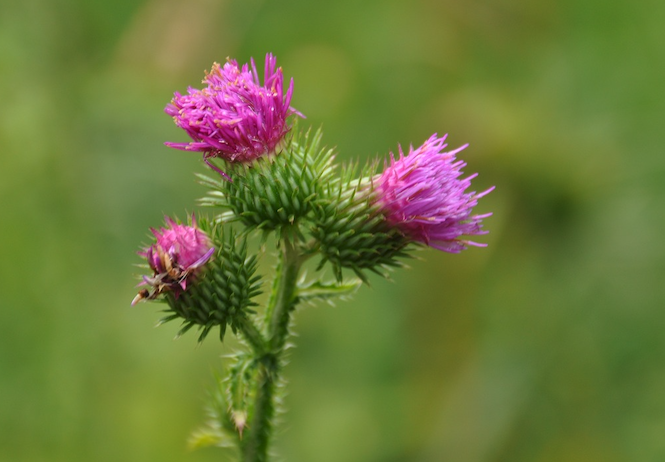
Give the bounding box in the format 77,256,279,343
2,0,664,461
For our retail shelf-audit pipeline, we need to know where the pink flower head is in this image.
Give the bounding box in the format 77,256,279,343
375,134,494,253
164,53,303,179
132,217,215,305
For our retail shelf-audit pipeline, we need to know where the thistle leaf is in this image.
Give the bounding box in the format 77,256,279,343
296,278,362,303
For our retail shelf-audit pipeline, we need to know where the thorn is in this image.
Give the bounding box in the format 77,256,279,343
232,410,248,439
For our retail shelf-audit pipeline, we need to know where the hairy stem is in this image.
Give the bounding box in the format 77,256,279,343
242,235,303,462
268,237,302,352
235,315,267,356
241,356,277,462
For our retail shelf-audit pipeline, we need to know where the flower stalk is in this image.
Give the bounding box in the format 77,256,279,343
267,234,305,353
241,356,278,462
241,233,305,462
235,315,267,357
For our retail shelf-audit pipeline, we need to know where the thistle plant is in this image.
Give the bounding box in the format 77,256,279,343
131,53,493,462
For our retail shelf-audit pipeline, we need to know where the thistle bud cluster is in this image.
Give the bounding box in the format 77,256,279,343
131,52,494,461
134,52,493,338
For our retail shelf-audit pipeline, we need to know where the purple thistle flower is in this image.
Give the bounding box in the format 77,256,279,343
132,216,215,305
375,134,494,253
164,53,303,179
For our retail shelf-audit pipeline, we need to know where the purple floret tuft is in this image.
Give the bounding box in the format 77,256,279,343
132,216,215,305
375,134,494,253
164,53,303,179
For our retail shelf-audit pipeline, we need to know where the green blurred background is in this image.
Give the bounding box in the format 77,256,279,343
1,0,664,461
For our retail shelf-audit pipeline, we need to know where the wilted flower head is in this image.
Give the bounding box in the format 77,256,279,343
132,217,215,305
165,53,303,179
375,134,494,253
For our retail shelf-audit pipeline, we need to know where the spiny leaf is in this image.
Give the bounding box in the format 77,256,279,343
296,278,362,302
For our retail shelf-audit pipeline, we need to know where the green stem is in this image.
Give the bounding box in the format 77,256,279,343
235,315,267,356
268,237,303,352
241,356,276,462
242,235,304,462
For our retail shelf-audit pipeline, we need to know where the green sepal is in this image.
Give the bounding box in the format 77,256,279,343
199,126,335,234
311,161,411,282
159,220,264,343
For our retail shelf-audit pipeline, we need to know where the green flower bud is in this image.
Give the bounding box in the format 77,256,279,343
311,162,411,283
159,221,263,343
199,127,334,232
